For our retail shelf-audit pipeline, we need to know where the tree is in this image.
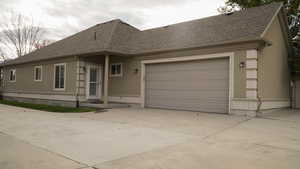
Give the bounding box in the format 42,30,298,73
221,0,300,40
219,0,300,76
0,47,6,62
0,13,46,58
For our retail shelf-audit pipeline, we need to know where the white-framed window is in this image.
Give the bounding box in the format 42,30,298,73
53,63,66,90
110,63,122,77
0,68,3,87
34,66,43,82
9,69,16,82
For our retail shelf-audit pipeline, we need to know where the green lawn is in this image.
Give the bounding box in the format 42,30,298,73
0,100,96,113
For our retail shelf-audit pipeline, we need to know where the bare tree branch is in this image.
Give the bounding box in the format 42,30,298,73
0,12,46,58
0,47,6,62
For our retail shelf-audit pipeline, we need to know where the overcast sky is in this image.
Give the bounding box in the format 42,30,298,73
1,0,226,40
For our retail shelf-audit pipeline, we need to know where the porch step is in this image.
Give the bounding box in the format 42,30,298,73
80,103,130,109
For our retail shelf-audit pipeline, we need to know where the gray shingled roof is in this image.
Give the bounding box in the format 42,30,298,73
2,2,282,65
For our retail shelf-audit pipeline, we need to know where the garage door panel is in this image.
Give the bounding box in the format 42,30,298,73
146,98,228,104
146,61,228,73
146,89,228,99
147,103,228,110
146,94,228,102
147,100,228,107
145,58,229,113
146,71,228,81
146,80,228,90
147,100,228,113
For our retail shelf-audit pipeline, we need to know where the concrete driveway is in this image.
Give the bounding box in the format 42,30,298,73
0,104,299,169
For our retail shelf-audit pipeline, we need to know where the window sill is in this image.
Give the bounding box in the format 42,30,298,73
53,88,66,91
109,74,123,77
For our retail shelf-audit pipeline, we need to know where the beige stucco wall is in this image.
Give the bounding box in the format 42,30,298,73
234,50,247,98
2,56,77,95
108,56,141,97
108,43,251,98
258,16,290,99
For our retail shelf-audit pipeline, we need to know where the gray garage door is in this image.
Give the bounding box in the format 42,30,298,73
145,58,229,113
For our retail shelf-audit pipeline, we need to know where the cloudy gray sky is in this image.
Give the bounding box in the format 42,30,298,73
1,0,226,40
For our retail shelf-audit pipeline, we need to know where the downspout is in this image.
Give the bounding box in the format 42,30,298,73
0,60,5,100
289,50,294,109
256,59,261,116
256,95,262,116
291,80,295,108
256,49,262,116
75,56,80,108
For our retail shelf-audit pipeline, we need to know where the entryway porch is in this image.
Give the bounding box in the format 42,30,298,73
77,53,134,108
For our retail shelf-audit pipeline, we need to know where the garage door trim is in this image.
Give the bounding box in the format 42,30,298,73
140,52,234,113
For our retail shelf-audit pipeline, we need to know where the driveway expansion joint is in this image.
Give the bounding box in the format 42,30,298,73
254,143,300,153
256,116,299,123
0,130,90,168
201,117,252,141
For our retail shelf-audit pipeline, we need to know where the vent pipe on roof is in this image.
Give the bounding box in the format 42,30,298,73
94,32,97,40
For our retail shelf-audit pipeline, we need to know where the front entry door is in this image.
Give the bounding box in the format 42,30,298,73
86,64,102,99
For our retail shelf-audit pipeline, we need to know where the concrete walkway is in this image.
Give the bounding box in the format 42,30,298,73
0,104,299,169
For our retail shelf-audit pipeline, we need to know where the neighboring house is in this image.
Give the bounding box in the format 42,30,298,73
0,2,291,116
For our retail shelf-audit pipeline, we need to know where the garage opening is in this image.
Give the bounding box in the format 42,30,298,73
145,58,229,113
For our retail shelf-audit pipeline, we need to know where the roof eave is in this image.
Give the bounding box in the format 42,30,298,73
260,2,283,38
259,3,292,54
1,50,132,66
129,39,266,56
1,39,267,66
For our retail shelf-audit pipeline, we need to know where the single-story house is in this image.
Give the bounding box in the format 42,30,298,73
0,2,291,116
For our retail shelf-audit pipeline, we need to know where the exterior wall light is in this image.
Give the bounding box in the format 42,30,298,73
239,61,245,69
